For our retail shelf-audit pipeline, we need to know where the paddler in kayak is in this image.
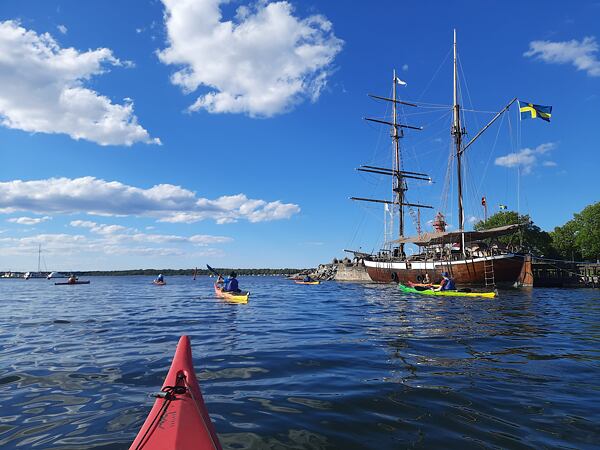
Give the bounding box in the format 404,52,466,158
303,274,314,282
156,273,164,283
434,271,456,291
217,271,242,293
67,274,77,284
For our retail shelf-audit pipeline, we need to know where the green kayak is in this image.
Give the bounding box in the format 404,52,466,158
398,283,496,298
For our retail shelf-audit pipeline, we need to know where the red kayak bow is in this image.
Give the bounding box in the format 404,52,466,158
129,336,222,450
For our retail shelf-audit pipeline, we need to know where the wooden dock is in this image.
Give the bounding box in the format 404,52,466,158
531,259,599,288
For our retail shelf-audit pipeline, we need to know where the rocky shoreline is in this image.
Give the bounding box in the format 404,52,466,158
289,257,371,282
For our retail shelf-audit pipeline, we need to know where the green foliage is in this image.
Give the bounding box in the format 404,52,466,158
473,211,521,231
473,211,556,257
552,201,600,261
550,221,580,261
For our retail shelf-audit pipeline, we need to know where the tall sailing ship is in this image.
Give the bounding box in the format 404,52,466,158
350,31,525,286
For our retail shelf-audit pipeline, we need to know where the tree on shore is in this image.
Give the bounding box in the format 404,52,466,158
551,201,600,262
473,211,555,257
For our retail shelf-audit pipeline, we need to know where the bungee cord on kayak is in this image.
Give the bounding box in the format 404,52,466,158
133,383,184,450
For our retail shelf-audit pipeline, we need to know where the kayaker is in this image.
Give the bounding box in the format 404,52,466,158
68,274,77,284
303,274,313,282
156,274,164,283
435,272,456,291
220,272,241,293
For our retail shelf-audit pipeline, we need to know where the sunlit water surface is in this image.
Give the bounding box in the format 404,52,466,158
0,276,599,449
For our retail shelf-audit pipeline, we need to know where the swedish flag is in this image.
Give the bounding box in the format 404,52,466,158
518,100,552,122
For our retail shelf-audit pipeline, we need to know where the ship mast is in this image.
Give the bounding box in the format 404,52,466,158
392,69,405,254
351,73,433,256
451,29,466,256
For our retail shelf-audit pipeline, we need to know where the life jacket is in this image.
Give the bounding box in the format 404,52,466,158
224,277,239,292
441,277,456,290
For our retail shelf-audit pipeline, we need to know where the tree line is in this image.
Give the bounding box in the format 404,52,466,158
473,201,599,261
77,268,308,276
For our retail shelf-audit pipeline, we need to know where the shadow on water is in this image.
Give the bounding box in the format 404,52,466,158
0,276,599,449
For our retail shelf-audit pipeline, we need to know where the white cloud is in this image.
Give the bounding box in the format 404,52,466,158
57,24,67,34
0,176,300,223
0,221,232,263
158,0,343,117
70,220,128,235
543,160,558,167
402,64,409,71
494,142,556,174
524,36,600,76
0,20,160,146
69,219,232,245
7,216,51,225
0,233,191,258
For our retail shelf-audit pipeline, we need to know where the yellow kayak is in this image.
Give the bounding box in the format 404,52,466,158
398,283,496,298
294,280,321,285
214,283,249,303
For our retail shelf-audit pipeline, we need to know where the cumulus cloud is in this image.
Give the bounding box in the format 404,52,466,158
0,20,160,145
70,220,128,235
69,219,232,245
7,216,51,225
0,176,300,223
524,36,600,76
495,142,556,174
157,0,343,117
0,233,200,258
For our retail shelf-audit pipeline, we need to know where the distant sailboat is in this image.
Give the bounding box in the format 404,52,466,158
24,244,48,279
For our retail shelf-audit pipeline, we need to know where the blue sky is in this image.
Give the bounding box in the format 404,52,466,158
0,0,598,271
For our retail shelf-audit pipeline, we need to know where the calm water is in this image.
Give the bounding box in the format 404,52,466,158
0,276,598,449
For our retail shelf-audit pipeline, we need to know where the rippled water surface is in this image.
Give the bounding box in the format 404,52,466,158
1,276,599,449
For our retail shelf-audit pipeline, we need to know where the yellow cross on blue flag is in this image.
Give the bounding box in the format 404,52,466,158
518,100,552,122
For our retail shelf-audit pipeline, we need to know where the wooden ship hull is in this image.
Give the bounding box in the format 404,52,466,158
364,253,524,286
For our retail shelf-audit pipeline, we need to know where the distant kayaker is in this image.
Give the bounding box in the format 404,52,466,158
156,274,164,283
303,275,313,282
218,272,241,293
68,274,77,284
435,272,456,291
